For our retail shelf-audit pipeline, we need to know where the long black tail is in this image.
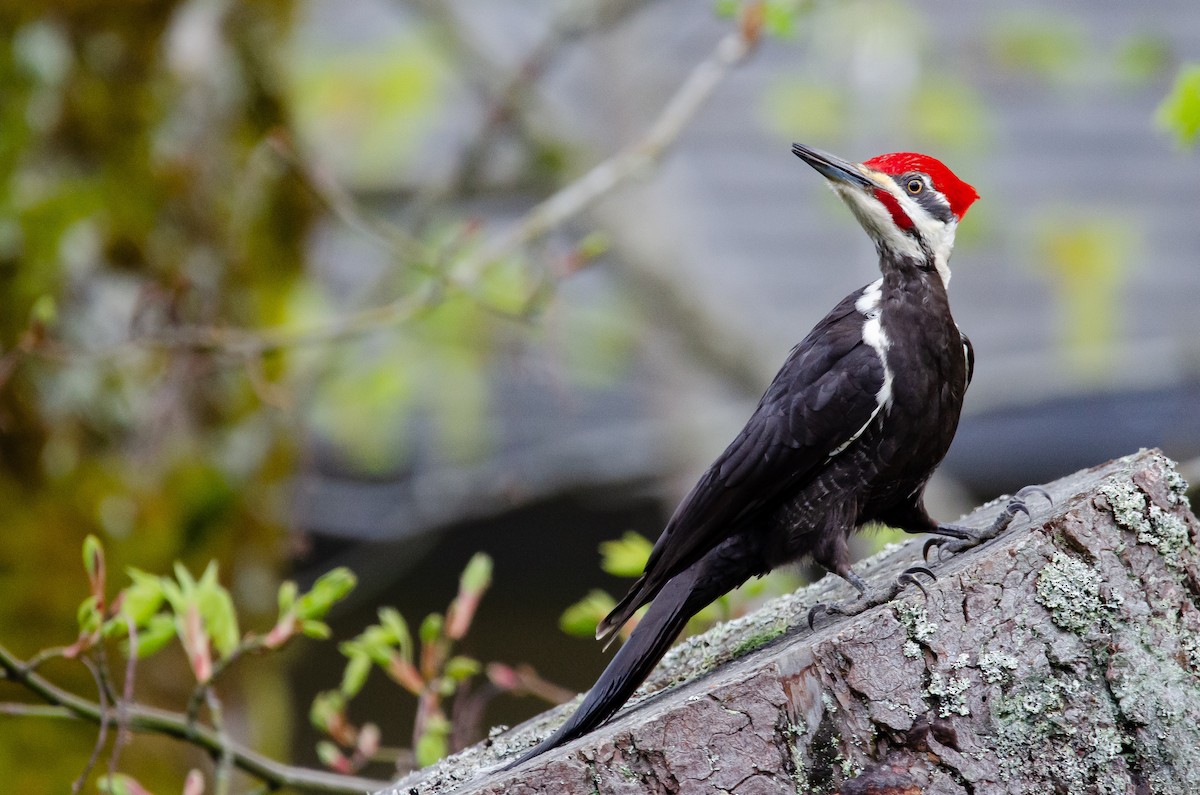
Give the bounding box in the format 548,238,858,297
505,538,759,769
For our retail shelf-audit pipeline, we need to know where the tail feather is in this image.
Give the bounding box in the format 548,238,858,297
506,539,757,770
595,574,650,646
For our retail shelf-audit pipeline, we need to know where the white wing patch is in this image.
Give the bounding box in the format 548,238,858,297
829,280,894,457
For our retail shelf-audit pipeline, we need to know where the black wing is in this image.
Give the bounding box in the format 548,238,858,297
598,289,887,640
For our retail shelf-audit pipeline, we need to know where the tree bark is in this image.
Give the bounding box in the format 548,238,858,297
382,449,1200,794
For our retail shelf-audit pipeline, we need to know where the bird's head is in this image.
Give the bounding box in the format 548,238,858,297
792,143,978,286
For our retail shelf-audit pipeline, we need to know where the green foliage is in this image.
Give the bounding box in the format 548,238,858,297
295,568,358,621
715,0,807,39
68,536,357,684
763,78,847,141
287,31,447,188
562,532,805,643
97,773,152,795
599,531,654,577
909,79,990,152
317,554,502,770
459,552,493,595
560,589,617,638
988,14,1087,82
1115,34,1173,86
1034,214,1134,377
1157,64,1200,149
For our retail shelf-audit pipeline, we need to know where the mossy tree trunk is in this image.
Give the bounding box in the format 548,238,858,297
384,449,1200,795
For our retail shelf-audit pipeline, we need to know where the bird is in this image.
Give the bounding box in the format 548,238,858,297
505,143,1040,770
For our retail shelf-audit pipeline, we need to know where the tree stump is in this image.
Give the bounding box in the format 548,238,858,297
382,449,1200,794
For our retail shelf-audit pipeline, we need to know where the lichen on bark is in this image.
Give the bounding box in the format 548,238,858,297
381,450,1200,795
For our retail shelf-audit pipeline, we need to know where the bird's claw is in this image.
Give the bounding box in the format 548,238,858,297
1016,485,1052,505
809,566,935,629
924,484,1052,563
807,603,829,631
898,565,936,598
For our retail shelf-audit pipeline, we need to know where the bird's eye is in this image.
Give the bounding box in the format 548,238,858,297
906,178,923,195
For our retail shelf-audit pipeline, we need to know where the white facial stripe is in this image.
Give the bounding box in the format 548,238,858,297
830,183,923,262
834,171,960,288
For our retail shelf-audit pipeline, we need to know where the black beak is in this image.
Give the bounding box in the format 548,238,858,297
791,143,877,190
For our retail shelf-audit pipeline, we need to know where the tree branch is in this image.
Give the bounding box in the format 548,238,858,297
28,9,762,364
0,643,389,794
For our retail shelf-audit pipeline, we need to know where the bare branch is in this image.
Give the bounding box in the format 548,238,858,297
26,11,761,364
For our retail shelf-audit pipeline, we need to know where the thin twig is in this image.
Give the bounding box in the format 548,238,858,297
108,614,137,780
185,638,261,726
206,688,234,795
72,657,109,795
0,643,387,794
453,23,760,286
0,703,77,718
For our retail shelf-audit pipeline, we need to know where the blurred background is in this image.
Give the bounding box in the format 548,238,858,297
0,0,1197,791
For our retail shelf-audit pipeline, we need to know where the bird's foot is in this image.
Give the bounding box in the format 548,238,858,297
808,566,935,630
924,486,1051,562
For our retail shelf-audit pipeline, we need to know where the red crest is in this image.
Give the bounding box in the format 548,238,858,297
862,152,980,221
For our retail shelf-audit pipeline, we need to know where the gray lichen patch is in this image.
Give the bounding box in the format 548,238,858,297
646,603,795,692
1101,479,1194,568
1034,551,1122,634
1151,450,1191,506
927,671,971,717
1106,632,1200,792
990,669,1128,795
895,602,937,657
978,651,1019,684
925,653,972,718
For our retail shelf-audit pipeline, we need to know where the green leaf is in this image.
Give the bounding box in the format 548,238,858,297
577,231,610,260
377,607,411,654
414,714,451,767
194,572,240,659
173,561,197,593
96,773,149,795
419,613,443,646
127,614,177,658
316,740,345,770
475,257,531,316
77,594,102,634
559,589,616,638
1156,63,1200,149
82,535,104,581
713,0,738,18
988,15,1087,82
341,652,372,697
310,690,345,732
30,293,57,325
1116,34,1172,86
459,553,493,594
299,619,331,640
159,577,186,614
443,655,481,682
121,568,165,625
761,77,845,142
599,531,653,578
277,581,298,615
295,567,357,620
764,0,800,38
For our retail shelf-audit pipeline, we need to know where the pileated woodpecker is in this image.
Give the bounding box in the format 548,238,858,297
507,144,1035,769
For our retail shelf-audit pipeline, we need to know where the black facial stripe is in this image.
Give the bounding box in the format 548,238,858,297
891,173,956,225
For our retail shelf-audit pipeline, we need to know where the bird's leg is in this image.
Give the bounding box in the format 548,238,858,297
806,535,936,630
924,486,1051,562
